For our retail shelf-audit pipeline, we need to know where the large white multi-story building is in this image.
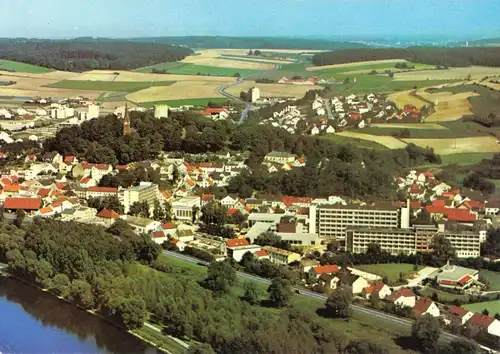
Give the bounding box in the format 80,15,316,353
123,182,160,214
172,196,201,221
154,105,169,119
248,87,260,103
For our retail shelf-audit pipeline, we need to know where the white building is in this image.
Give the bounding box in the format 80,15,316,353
248,87,260,103
172,196,201,221
88,104,100,119
154,104,169,119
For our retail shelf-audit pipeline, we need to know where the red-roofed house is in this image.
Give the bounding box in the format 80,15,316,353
310,265,340,277
36,206,55,217
201,194,215,206
282,196,313,207
151,231,169,245
97,209,120,219
64,156,78,165
115,164,129,171
200,107,229,119
86,186,118,199
225,238,249,248
384,288,416,308
256,249,269,259
2,184,20,196
225,238,261,262
4,197,41,212
80,176,96,188
170,239,186,252
412,298,439,317
466,313,500,337
444,208,477,223
160,222,177,237
362,282,392,299
445,306,474,326
25,154,37,163
37,189,52,198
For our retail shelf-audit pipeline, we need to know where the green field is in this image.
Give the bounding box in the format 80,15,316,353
216,56,282,65
0,59,52,73
316,134,389,150
419,286,471,304
354,263,420,283
134,62,187,73
47,80,176,92
439,152,496,165
156,63,260,77
480,270,500,291
138,97,230,108
133,326,187,354
158,255,417,353
96,91,128,102
312,62,434,78
464,301,500,316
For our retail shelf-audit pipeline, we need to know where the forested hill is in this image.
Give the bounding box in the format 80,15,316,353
0,39,193,72
312,47,500,67
128,36,370,50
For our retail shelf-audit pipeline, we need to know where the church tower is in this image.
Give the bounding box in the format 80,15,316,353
123,103,131,136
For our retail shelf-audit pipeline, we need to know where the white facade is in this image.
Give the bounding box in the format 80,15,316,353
227,245,262,262
154,105,169,119
394,295,415,308
249,87,260,103
88,104,100,119
351,277,369,294
172,196,201,221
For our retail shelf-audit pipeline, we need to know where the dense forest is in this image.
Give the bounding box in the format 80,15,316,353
0,39,192,71
128,36,369,50
42,110,440,200
312,47,500,67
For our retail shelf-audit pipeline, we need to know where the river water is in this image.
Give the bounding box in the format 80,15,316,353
0,277,159,354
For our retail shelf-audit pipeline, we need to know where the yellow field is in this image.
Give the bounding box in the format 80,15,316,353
388,90,428,109
225,80,323,98
394,66,500,81
0,70,105,99
403,137,500,154
126,81,225,103
337,131,408,149
371,123,447,130
69,70,234,83
306,59,409,71
417,91,477,122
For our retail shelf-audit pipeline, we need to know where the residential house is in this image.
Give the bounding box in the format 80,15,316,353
384,288,416,308
221,195,239,208
262,246,301,266
151,231,169,245
362,282,392,299
171,239,186,252
299,259,320,273
3,197,41,213
412,298,440,317
96,209,120,227
122,215,161,234
86,186,119,199
445,306,474,326
466,313,500,337
264,151,297,164
309,265,340,278
172,196,201,221
160,222,177,238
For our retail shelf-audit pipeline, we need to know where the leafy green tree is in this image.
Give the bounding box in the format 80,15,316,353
34,259,53,288
482,308,490,316
430,235,456,266
69,279,95,309
14,209,25,227
325,285,352,318
412,314,441,354
344,339,388,354
370,291,380,309
163,202,173,222
117,297,147,329
6,249,26,274
447,338,479,354
267,278,293,307
187,342,216,354
51,273,71,298
152,200,165,221
0,205,4,222
201,201,226,225
204,261,237,295
129,201,149,218
243,281,261,305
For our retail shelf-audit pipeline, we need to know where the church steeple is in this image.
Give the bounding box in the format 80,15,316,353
123,102,131,136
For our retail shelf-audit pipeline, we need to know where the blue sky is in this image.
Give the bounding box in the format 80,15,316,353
1,0,499,39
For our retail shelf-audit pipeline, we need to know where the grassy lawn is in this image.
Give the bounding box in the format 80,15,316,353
134,62,186,73
480,270,500,291
360,125,489,139
464,301,500,316
354,264,420,283
138,97,230,108
167,63,260,77
313,62,434,77
158,255,417,353
0,59,52,73
132,326,187,354
216,57,281,65
97,91,128,102
419,287,471,304
47,80,176,92
440,152,496,166
316,134,390,150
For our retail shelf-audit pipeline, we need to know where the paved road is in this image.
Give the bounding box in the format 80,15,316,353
162,250,499,352
217,64,281,122
143,322,189,349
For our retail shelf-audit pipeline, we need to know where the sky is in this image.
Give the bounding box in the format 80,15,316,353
1,0,500,40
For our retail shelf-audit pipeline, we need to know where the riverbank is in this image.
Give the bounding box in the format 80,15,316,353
3,271,181,354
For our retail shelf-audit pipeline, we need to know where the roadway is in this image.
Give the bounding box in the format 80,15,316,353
162,250,499,352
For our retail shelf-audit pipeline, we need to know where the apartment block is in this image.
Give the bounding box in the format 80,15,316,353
123,182,159,214
310,202,410,243
172,196,201,221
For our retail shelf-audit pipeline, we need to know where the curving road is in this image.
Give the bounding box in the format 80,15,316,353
162,250,499,353
217,64,281,122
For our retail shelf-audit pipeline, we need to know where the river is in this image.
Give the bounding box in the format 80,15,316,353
0,277,159,354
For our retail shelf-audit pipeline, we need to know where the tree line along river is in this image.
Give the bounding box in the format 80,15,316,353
0,277,159,354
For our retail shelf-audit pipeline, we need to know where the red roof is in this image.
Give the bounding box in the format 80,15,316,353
256,250,268,257
226,208,239,215
64,156,76,163
348,112,361,119
448,306,470,317
282,196,313,207
458,274,472,285
96,209,120,219
312,265,339,275
162,223,176,230
27,154,36,160
115,165,129,170
37,189,51,197
202,194,215,201
80,177,91,183
4,197,41,210
95,164,110,170
3,184,20,192
81,162,95,169
55,182,66,189
440,280,459,286
87,187,118,193
200,108,228,115
413,298,434,316
225,238,249,247
151,231,166,239
410,201,422,209
423,172,434,178
386,288,415,301
1,177,12,186
364,282,387,295
444,209,476,222
468,313,495,328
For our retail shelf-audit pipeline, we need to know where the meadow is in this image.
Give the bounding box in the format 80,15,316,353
0,59,52,73
480,269,500,291
165,63,261,77
138,97,230,108
126,81,225,103
47,80,176,92
464,301,500,316
316,133,390,150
